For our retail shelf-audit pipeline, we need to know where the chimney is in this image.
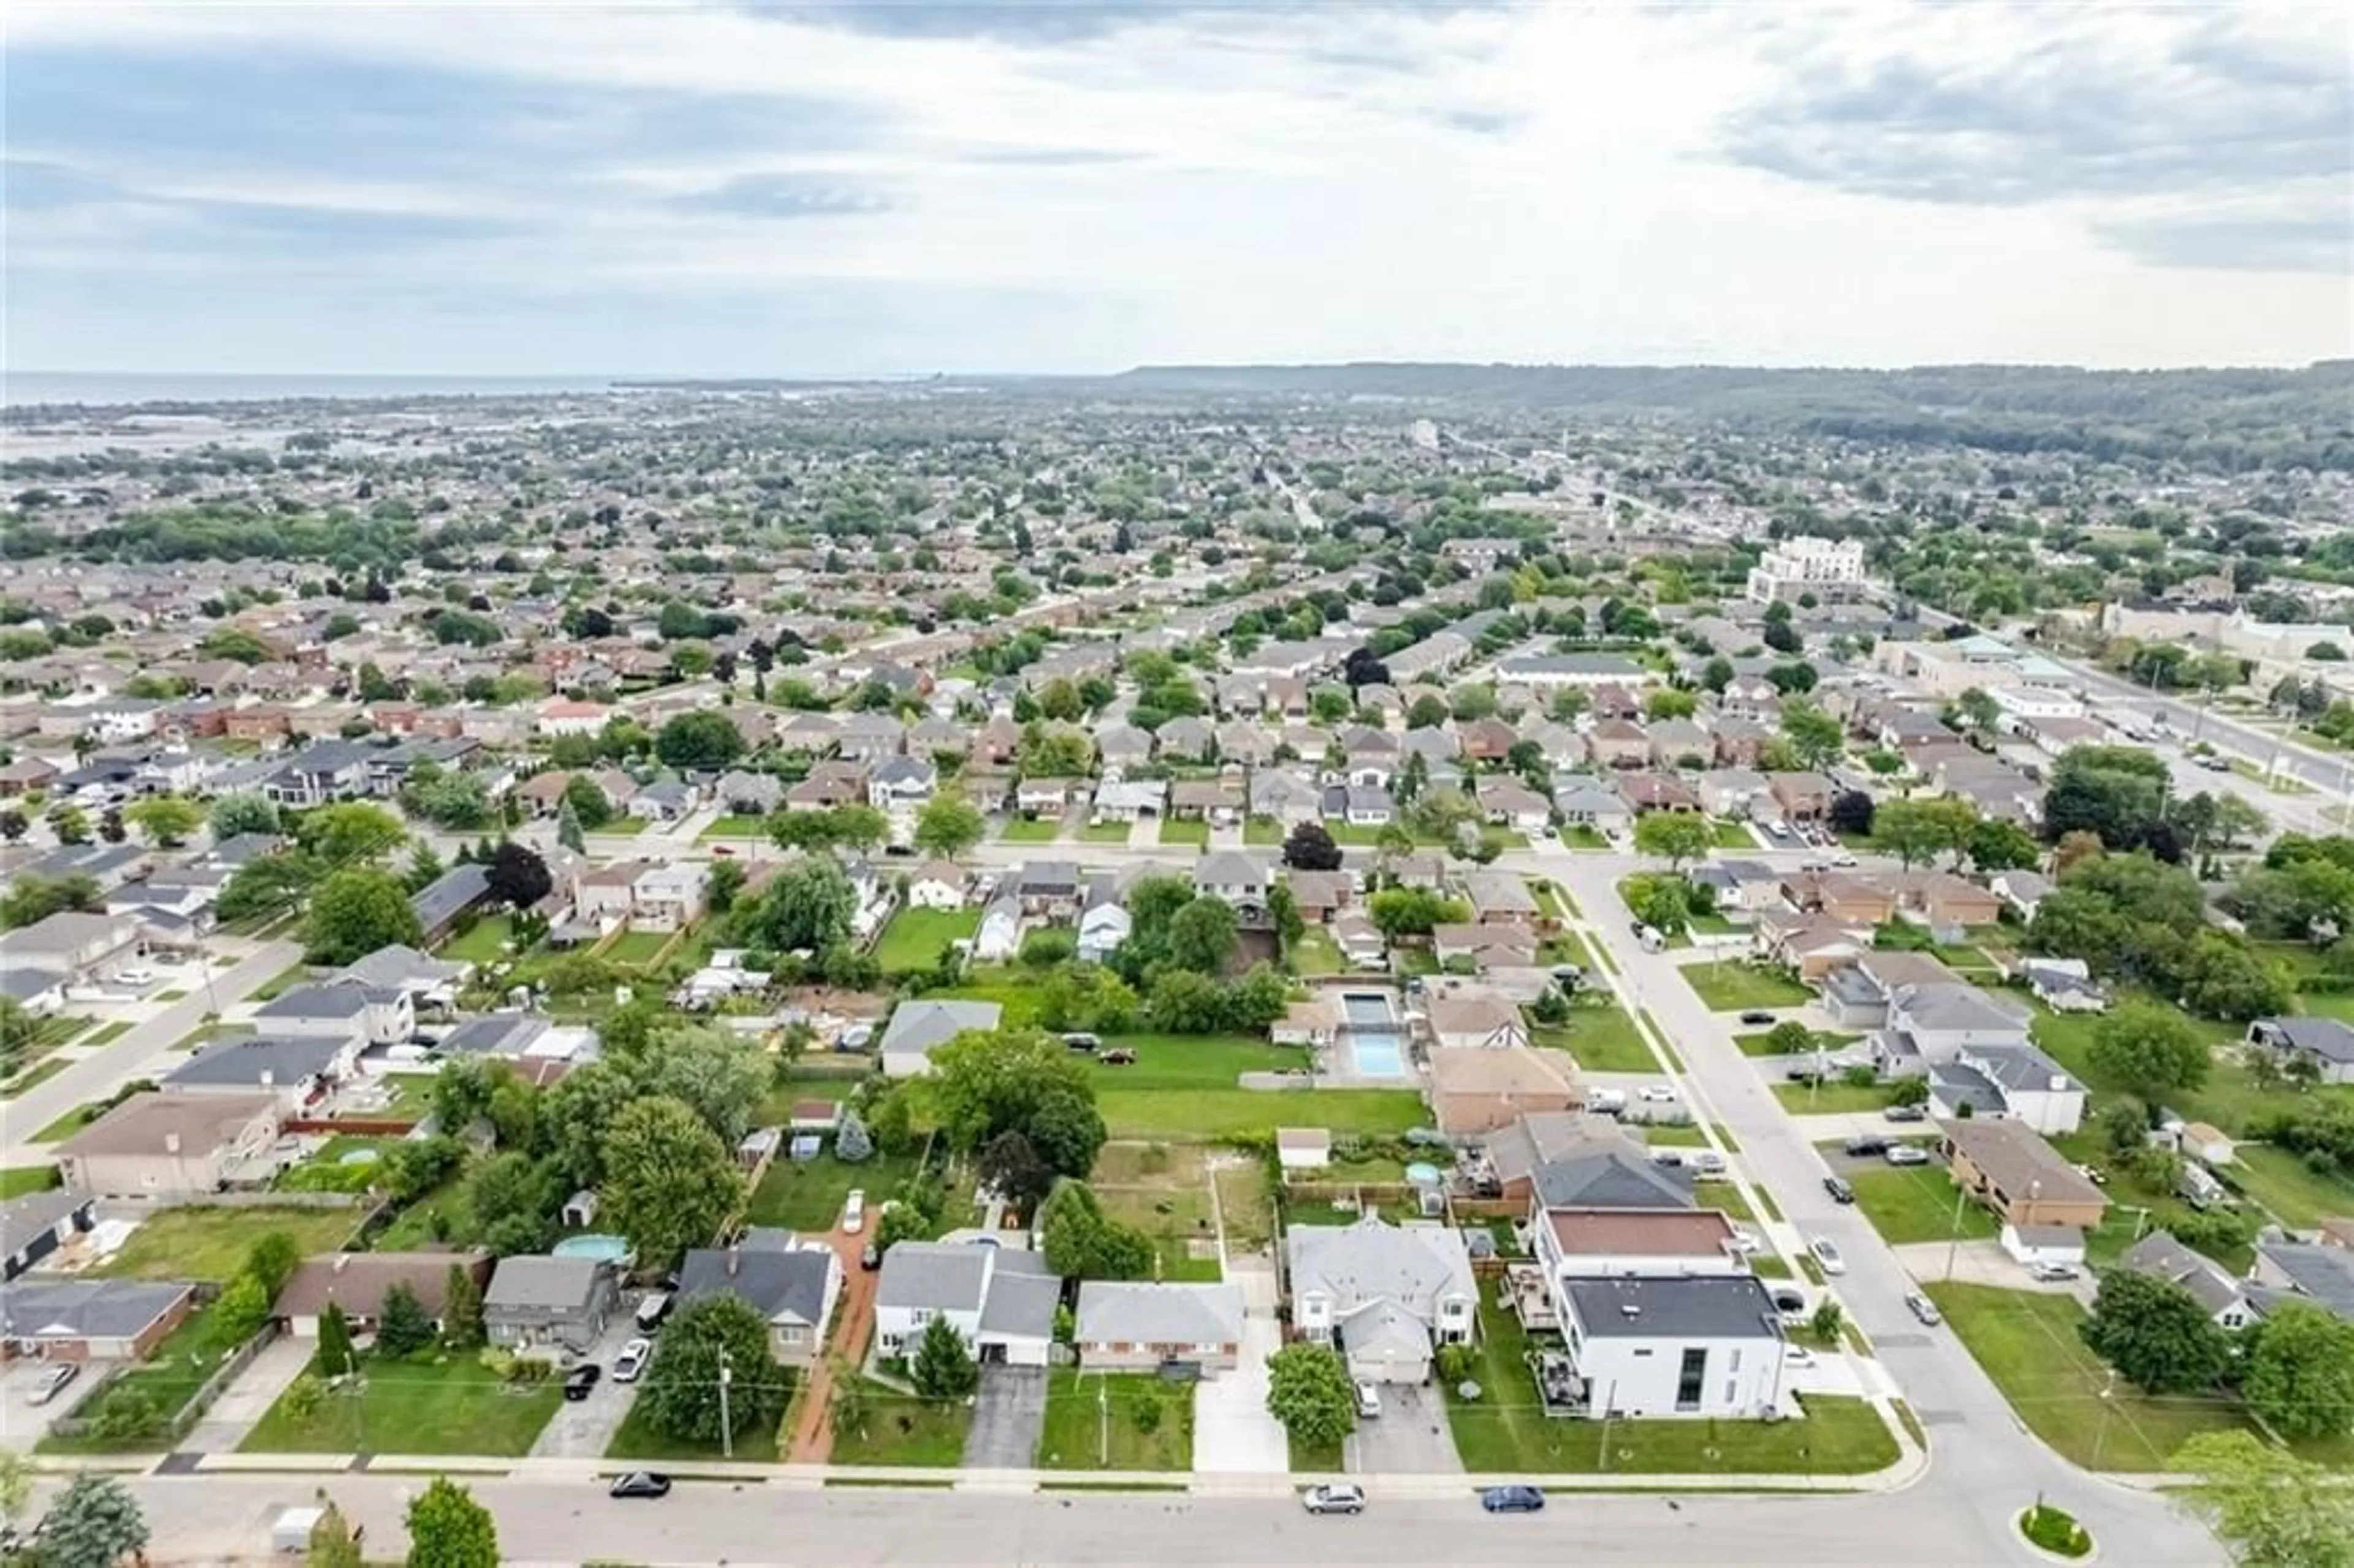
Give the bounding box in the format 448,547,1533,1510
260,1070,275,1089
164,1132,181,1155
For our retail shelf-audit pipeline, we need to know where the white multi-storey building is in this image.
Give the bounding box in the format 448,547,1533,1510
1745,537,1867,604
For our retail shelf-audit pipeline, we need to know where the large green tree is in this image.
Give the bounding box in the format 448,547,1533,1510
1265,1343,1357,1448
123,794,204,847
1632,812,1713,872
2174,1429,2354,1568
2079,1271,2232,1394
403,1476,499,1568
926,1027,1097,1152
1868,797,1979,869
37,1474,149,1568
1037,1179,1153,1280
598,1096,741,1269
2087,1000,2212,1103
303,867,424,965
296,802,406,866
2243,1302,2354,1441
912,793,985,859
208,792,280,840
1166,896,1240,976
654,710,746,770
639,1295,788,1445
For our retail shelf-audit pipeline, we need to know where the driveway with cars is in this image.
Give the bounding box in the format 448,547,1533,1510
1344,1383,1463,1476
527,1320,643,1459
962,1365,1047,1470
0,1358,112,1450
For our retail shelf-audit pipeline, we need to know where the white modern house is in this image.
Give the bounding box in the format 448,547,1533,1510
1285,1217,1476,1383
1558,1274,1788,1418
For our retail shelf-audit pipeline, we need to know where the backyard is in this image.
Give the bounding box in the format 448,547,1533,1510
1094,1144,1223,1282
1035,1371,1195,1470
92,1208,361,1282
1443,1292,1898,1475
1540,1004,1657,1074
441,915,517,966
1682,963,1815,1013
748,1151,925,1232
875,907,981,974
239,1352,563,1456
1090,1035,1307,1090
1291,928,1344,977
1096,1087,1425,1141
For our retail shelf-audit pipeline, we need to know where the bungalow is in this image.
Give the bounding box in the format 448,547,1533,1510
1484,1111,1693,1209
2021,957,2109,1014
1333,910,1387,969
1015,777,1078,818
1553,783,1631,839
275,1250,492,1339
629,778,700,823
1927,1043,2087,1135
409,863,495,945
878,999,1002,1077
714,771,786,815
1322,783,1395,828
1460,870,1539,928
1992,869,2054,923
1618,772,1699,814
1,1279,197,1362
2118,1231,2260,1330
2246,1017,2354,1086
1426,1044,1578,1136
2249,1241,2354,1325
1076,1281,1245,1374
1095,726,1155,770
1425,989,1533,1052
1093,777,1167,823
677,1234,842,1366
1475,777,1552,834
164,1034,358,1114
874,1242,1059,1366
1284,870,1354,923
1431,923,1538,971
1014,860,1084,918
1,1189,94,1282
1170,779,1244,824
907,861,969,910
1286,1217,1475,1384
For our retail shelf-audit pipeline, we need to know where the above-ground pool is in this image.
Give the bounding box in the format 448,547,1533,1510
1340,991,1409,1077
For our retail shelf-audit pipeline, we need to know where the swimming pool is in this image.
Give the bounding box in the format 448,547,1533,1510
1340,992,1407,1076
1341,992,1394,1026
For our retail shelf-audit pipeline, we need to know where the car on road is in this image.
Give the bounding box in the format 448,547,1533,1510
1831,853,1858,868
2196,755,2231,772
1905,1292,1943,1326
563,1364,601,1402
608,1471,671,1500
1822,1175,1856,1205
613,1338,652,1383
1637,1084,1677,1103
1301,1484,1366,1516
1883,1103,1927,1122
25,1363,78,1406
1884,1145,1931,1166
1845,1134,1888,1157
1481,1485,1545,1514
1738,1010,1778,1026
1810,1238,1846,1275
1355,1381,1382,1419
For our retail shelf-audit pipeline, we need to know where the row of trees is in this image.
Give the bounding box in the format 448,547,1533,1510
2028,851,2291,1021
2084,1276,2354,1443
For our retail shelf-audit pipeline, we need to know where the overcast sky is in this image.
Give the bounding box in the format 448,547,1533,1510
9,1,2350,374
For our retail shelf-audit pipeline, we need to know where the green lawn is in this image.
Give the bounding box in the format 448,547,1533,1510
1157,819,1210,847
1921,1284,2354,1472
1243,818,1284,847
1081,820,1136,844
748,1152,922,1231
1772,1081,1898,1115
1292,928,1344,977
240,1352,563,1456
441,915,516,965
828,1381,972,1466
1556,825,1611,850
1735,1029,1861,1058
1444,1290,1896,1474
875,907,981,973
698,814,771,841
1707,820,1758,848
1,1060,72,1099
1640,1122,1712,1147
0,1165,59,1199
604,1395,759,1463
2027,994,2352,1140
929,972,1043,1027
85,1019,135,1046
1097,1184,1221,1282
1036,1372,1195,1469
2225,1144,2354,1230
250,961,318,1002
92,1207,359,1282
1551,1004,1658,1073
1682,963,1815,1012
999,816,1066,843
28,1100,106,1143
1846,1164,1997,1246
1097,1088,1426,1141
603,928,674,965
1094,1035,1307,1090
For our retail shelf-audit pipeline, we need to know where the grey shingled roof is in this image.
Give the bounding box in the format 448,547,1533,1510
165,1034,345,1089
0,1189,87,1258
484,1255,606,1312
1530,1150,1696,1211
678,1246,832,1328
878,1000,1002,1062
1,1279,192,1341
1076,1282,1244,1345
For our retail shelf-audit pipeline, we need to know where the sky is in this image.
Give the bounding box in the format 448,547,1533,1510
7,0,2350,375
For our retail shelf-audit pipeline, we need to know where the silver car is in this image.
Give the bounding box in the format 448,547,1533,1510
1302,1484,1366,1516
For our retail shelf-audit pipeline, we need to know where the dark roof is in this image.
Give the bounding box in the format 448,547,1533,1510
0,1188,89,1257
1561,1274,1785,1339
0,1278,191,1341
1530,1151,1696,1211
164,1033,346,1088
679,1245,835,1327
409,863,493,931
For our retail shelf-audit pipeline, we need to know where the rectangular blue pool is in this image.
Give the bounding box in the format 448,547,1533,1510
1353,1032,1406,1076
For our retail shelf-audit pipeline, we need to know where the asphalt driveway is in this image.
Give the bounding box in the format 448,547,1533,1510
962,1365,1046,1469
527,1321,642,1459
1343,1382,1461,1475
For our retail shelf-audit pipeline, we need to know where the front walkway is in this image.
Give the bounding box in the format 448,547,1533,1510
180,1334,313,1454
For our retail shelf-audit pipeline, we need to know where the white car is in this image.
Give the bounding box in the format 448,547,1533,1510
1783,1346,1816,1368
1637,1084,1678,1104
1355,1381,1381,1419
1729,1228,1762,1255
613,1338,652,1383
1810,1237,1846,1275
842,1190,867,1234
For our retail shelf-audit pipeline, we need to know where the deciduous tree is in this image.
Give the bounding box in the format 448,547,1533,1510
640,1295,788,1444
403,1476,499,1568
2087,1001,2212,1103
2243,1302,2354,1441
912,793,985,859
303,867,422,965
1632,812,1712,872
1265,1343,1355,1448
2079,1271,2231,1395
2174,1429,2354,1568
599,1096,741,1269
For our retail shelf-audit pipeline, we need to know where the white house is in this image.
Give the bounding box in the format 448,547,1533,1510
1076,884,1131,965
1558,1274,1788,1418
874,1241,1058,1366
877,999,1002,1077
2117,1231,2259,1330
906,862,968,910
1929,1043,2087,1135
1286,1217,1476,1383
254,984,414,1048
631,862,707,932
972,892,1022,964
2000,1222,2088,1272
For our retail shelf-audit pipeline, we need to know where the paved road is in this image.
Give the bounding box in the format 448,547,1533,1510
69,1471,2222,1566
3,938,300,1160
2052,654,2353,807
1541,848,2218,1568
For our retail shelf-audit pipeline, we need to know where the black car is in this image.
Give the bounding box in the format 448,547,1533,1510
1739,1010,1777,1026
1845,1135,1888,1157
563,1364,602,1401
1823,1175,1856,1205
1481,1485,1545,1514
861,1242,881,1271
609,1471,672,1500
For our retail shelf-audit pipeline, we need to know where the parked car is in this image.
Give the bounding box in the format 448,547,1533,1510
1810,1238,1845,1274
1481,1485,1546,1514
613,1338,652,1383
634,1292,673,1333
2028,1262,2081,1284
1783,1346,1816,1368
1883,1103,1927,1123
1823,1176,1856,1205
1638,1084,1678,1103
563,1364,601,1402
608,1471,672,1500
1738,1010,1777,1026
1845,1135,1888,1157
25,1363,78,1406
1906,1292,1943,1326
1301,1483,1366,1516
1355,1381,1382,1419
1884,1145,1931,1167
1061,1032,1100,1053
861,1242,881,1271
843,1190,868,1233
1099,1048,1137,1065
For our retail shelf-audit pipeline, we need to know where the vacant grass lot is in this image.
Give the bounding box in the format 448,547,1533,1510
2228,1144,2354,1229
874,907,981,973
698,814,770,841
1091,1035,1306,1090
1097,1088,1425,1141
1097,1181,1221,1282
240,1353,562,1456
1444,1292,1896,1474
1772,1081,1899,1116
748,1151,922,1232
1550,1004,1657,1073
441,915,516,965
93,1208,359,1282
2030,993,2353,1140
1845,1164,1996,1246
604,1395,760,1463
1683,964,1815,1012
828,1382,971,1466
1036,1372,1195,1469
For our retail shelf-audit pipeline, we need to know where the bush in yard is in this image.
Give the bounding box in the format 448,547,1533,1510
1038,1179,1154,1281
442,1264,484,1350
282,1372,327,1424
836,1108,874,1163
307,1501,364,1568
1434,1342,1476,1385
376,1281,436,1358
912,1312,978,1401
38,1474,149,1568
1764,1019,1813,1055
213,1271,272,1343
1809,1300,1845,1347
318,1301,359,1378
1132,1395,1163,1434
1265,1343,1355,1449
2080,1271,2232,1395
1840,1063,1878,1088
90,1382,163,1445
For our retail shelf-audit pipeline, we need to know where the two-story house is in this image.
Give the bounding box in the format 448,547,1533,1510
1193,852,1273,924
1284,1216,1476,1383
1558,1274,1788,1419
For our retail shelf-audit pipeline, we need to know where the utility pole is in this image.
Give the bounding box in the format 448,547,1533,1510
718,1352,734,1460
1097,1376,1109,1467
1943,1183,1969,1281
1595,1379,1616,1471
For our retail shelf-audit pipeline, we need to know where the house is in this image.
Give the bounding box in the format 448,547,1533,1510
1276,1127,1331,1173
2117,1231,2260,1330
0,1279,197,1362
677,1234,842,1366
1015,777,1079,817
254,984,414,1047
1697,768,1770,821
1756,911,1874,983
1992,869,2055,923
1587,720,1650,769
972,890,1023,963
1424,990,1531,1052
1481,1112,1693,1208
0,911,147,988
2249,1241,2354,1325
164,1034,356,1114
1322,783,1395,828
2021,957,2108,1014
907,861,969,910
1534,1209,1743,1290
1475,778,1552,833
409,863,495,945
1013,860,1084,918
1618,772,1699,813
2246,1017,2354,1087
1431,924,1537,970
333,943,469,1010
1689,859,1786,915
1940,1119,2109,1230
1927,1043,2087,1134
1194,852,1272,918
1998,1220,2088,1272
1818,953,1957,1030
878,999,1002,1077
714,770,785,815
1075,1281,1246,1374
1766,772,1835,821
1273,992,1344,1048
1887,869,2003,932
1284,870,1354,924
274,1251,492,1338
1426,1045,1579,1136
483,1255,620,1353
55,1091,283,1198
1866,982,2033,1079
873,1241,1059,1366
1333,910,1386,969
1075,877,1130,965
1556,1274,1788,1419
1553,783,1631,839
867,757,937,812
1286,1217,1476,1383
1093,777,1167,823
1460,871,1539,928
631,862,707,932
1,1189,93,1281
